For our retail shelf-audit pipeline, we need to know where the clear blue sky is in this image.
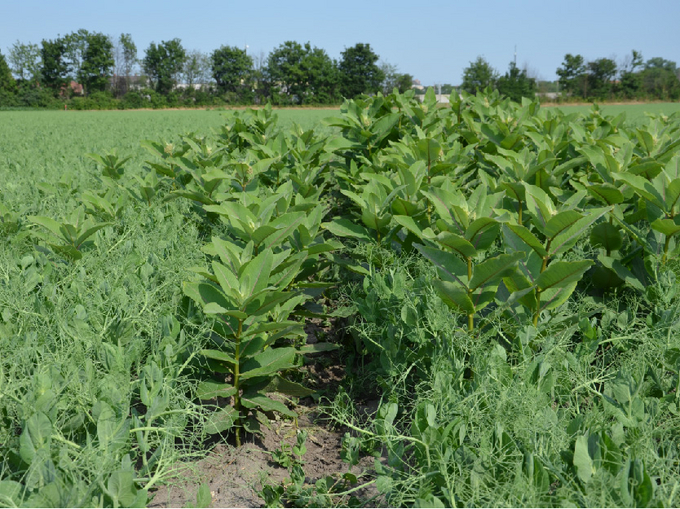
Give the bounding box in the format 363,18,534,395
1,0,678,85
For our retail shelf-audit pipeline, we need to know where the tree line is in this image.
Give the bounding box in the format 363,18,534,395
458,51,680,102
0,31,414,109
1,31,679,109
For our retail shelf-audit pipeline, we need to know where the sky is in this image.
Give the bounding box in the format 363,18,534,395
1,0,679,86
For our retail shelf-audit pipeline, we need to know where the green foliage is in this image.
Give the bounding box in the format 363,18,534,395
4,89,680,508
557,53,587,97
40,37,70,89
267,41,340,105
461,56,498,94
78,32,114,94
211,45,253,96
142,39,186,95
497,61,536,102
0,50,17,93
7,40,41,82
338,43,384,99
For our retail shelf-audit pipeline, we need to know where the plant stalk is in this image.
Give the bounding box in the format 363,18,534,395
662,235,671,265
234,318,244,447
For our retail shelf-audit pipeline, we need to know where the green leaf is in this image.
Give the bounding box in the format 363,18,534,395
432,280,474,314
195,484,212,509
19,412,52,464
544,210,583,239
0,480,23,506
204,406,238,434
196,381,237,400
465,217,499,251
265,375,315,397
535,260,593,291
325,136,362,152
613,172,665,210
241,392,297,418
502,272,538,310
651,218,680,238
587,183,624,205
322,218,373,242
27,215,64,240
590,222,623,251
469,252,523,291
75,222,113,248
201,349,237,367
394,215,425,240
524,184,556,233
573,435,594,484
297,342,340,354
540,282,578,310
106,470,138,508
240,347,297,380
505,224,547,257
263,212,306,249
598,255,645,291
435,232,477,259
415,244,468,287
550,207,610,256
96,402,129,453
183,282,233,314
239,249,273,300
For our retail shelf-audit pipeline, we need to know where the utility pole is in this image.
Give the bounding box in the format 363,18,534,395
514,45,517,67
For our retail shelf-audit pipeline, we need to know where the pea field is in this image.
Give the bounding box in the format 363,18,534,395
1,91,680,508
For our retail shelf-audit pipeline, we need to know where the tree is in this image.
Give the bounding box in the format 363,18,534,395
0,50,17,93
338,43,384,98
620,50,644,98
461,56,498,94
556,54,586,97
380,62,413,94
63,29,90,80
142,39,186,95
300,45,339,104
640,58,680,100
496,61,536,102
211,46,252,95
113,34,138,96
77,32,114,93
40,37,70,89
7,41,41,82
184,50,212,87
267,41,308,104
252,50,271,104
586,58,617,99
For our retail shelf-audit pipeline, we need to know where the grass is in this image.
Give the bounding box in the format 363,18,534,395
545,101,680,122
2,98,680,507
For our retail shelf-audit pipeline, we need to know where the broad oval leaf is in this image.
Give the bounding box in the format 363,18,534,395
587,184,624,205
240,347,297,380
432,280,474,314
435,232,477,259
469,252,524,291
535,260,593,291
465,217,500,251
196,381,238,400
590,222,623,251
505,224,547,257
651,218,680,238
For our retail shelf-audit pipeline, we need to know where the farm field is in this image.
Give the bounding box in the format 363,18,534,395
548,102,680,123
1,91,680,507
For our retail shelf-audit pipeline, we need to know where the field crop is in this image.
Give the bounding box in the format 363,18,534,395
1,93,680,507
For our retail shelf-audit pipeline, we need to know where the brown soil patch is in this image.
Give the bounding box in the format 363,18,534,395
148,401,380,508
149,321,383,509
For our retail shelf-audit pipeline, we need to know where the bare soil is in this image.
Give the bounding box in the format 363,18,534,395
149,321,383,508
149,397,380,508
